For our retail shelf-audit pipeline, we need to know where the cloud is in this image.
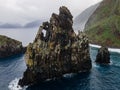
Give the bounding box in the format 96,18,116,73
0,0,102,24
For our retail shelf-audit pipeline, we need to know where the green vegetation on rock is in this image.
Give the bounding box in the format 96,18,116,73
0,35,21,46
0,35,25,58
85,0,120,48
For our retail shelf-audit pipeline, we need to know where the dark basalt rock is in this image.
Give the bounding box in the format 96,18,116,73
0,35,26,58
19,6,92,87
95,46,110,64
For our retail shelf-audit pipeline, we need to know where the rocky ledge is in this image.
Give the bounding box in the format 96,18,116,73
0,35,25,58
19,6,92,87
95,46,110,64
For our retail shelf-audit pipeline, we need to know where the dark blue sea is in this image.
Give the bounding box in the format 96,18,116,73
0,28,120,90
0,46,120,90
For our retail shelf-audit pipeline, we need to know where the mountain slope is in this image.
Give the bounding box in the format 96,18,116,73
85,0,120,48
73,3,100,31
0,23,22,28
24,20,42,28
0,20,43,28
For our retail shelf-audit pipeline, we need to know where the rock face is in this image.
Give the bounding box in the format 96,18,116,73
19,6,92,87
0,35,25,58
96,47,110,64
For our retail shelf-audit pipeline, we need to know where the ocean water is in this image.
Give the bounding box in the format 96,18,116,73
0,28,120,90
0,54,26,90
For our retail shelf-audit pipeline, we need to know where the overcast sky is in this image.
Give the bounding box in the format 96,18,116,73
0,0,102,24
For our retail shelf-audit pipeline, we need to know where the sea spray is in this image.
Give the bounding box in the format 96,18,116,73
89,44,120,53
8,78,26,90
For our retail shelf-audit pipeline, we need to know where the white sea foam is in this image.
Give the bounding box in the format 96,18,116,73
89,44,120,53
45,78,52,81
108,48,120,53
63,73,75,78
8,78,23,90
89,44,101,48
92,63,99,68
109,61,113,65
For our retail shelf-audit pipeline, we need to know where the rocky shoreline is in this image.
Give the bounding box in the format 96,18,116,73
18,6,92,87
0,35,26,58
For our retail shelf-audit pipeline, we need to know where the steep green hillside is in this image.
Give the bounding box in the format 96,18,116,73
85,0,120,48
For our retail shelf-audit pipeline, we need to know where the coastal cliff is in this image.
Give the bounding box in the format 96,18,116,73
85,0,120,48
0,35,25,58
19,6,92,87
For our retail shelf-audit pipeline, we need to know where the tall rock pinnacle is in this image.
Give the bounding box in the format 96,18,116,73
18,6,92,87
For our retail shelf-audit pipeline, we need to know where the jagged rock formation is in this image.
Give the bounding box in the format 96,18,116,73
85,0,120,48
96,46,110,64
19,6,92,87
0,35,25,58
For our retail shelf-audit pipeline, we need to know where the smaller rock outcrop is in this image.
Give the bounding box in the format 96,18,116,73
0,35,25,58
95,46,110,64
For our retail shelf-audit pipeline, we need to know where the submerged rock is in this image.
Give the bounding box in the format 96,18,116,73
95,46,110,64
19,6,92,87
0,35,25,58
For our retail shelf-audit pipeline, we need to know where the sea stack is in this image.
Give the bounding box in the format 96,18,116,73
19,6,92,87
95,46,110,64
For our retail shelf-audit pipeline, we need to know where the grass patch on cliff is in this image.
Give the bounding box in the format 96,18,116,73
85,15,120,48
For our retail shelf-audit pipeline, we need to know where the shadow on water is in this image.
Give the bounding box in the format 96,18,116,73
0,54,25,69
0,54,24,62
26,72,91,90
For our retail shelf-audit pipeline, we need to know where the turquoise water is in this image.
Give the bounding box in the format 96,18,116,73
0,28,120,90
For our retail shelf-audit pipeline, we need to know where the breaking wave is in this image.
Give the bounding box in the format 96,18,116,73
63,73,76,78
8,78,25,90
89,44,120,53
92,63,100,68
